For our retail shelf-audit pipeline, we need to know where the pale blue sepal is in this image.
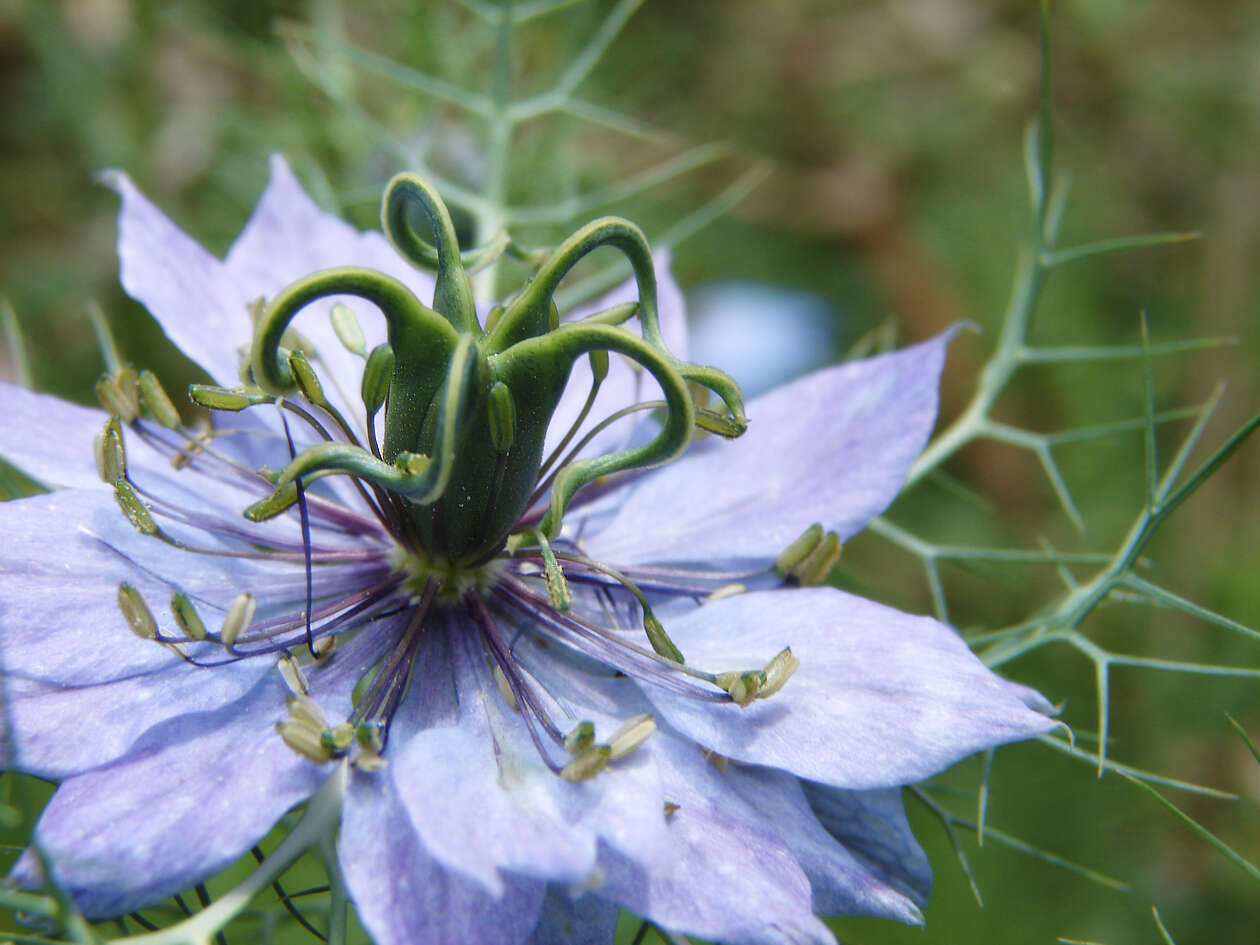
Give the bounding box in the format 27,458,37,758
340,771,546,945
585,333,952,571
640,587,1055,790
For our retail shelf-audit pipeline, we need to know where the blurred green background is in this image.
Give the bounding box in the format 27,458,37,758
1,1,1258,943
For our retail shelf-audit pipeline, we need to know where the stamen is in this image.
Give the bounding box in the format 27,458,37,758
96,370,138,422
774,523,842,586
560,744,610,782
114,479,159,536
137,369,181,429
330,302,368,358
220,592,257,648
117,583,157,639
535,531,572,612
95,416,127,484
170,591,208,641
606,713,656,760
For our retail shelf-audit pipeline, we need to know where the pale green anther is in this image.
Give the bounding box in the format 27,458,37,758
321,722,355,754
170,592,207,641
361,344,395,417
95,374,137,423
313,635,337,660
564,721,596,755
774,523,825,577
287,694,327,731
277,700,334,763
220,592,256,648
705,583,746,603
244,482,299,522
589,348,609,385
188,385,271,412
137,369,181,429
793,532,842,587
288,350,327,407
536,531,572,612
114,479,158,536
643,612,685,664
356,721,384,752
330,302,368,357
117,583,157,640
487,381,516,453
717,669,766,707
757,647,799,700
560,744,611,782
607,713,656,761
116,365,140,417
492,664,519,712
95,416,126,484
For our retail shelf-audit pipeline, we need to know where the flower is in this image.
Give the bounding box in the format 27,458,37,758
0,155,1053,945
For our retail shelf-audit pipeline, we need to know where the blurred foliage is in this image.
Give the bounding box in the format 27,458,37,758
1,1,1258,943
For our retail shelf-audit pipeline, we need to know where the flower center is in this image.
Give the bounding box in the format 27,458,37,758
95,171,810,780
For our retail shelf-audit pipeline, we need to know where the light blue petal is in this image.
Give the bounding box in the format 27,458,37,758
341,769,545,945
597,734,835,945
802,783,932,910
224,155,437,426
527,887,620,945
7,622,383,917
387,620,666,895
104,170,250,386
9,673,322,917
584,334,951,570
0,384,110,491
640,587,1054,789
725,765,924,924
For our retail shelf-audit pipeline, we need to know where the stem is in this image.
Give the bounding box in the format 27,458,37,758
474,3,515,303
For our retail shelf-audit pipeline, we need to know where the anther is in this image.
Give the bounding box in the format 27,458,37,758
492,663,519,712
95,372,138,423
137,370,181,429
117,583,157,640
114,479,159,536
169,591,207,641
220,592,256,648
536,532,572,612
187,385,272,412
606,713,656,761
277,695,334,763
643,612,685,664
705,583,746,603
94,416,127,484
330,302,368,357
288,350,327,407
361,344,394,419
487,381,516,453
320,722,355,754
774,523,842,586
560,744,611,782
715,669,766,707
564,720,596,755
757,647,799,700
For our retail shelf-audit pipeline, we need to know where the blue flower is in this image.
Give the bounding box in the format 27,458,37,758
0,156,1052,945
